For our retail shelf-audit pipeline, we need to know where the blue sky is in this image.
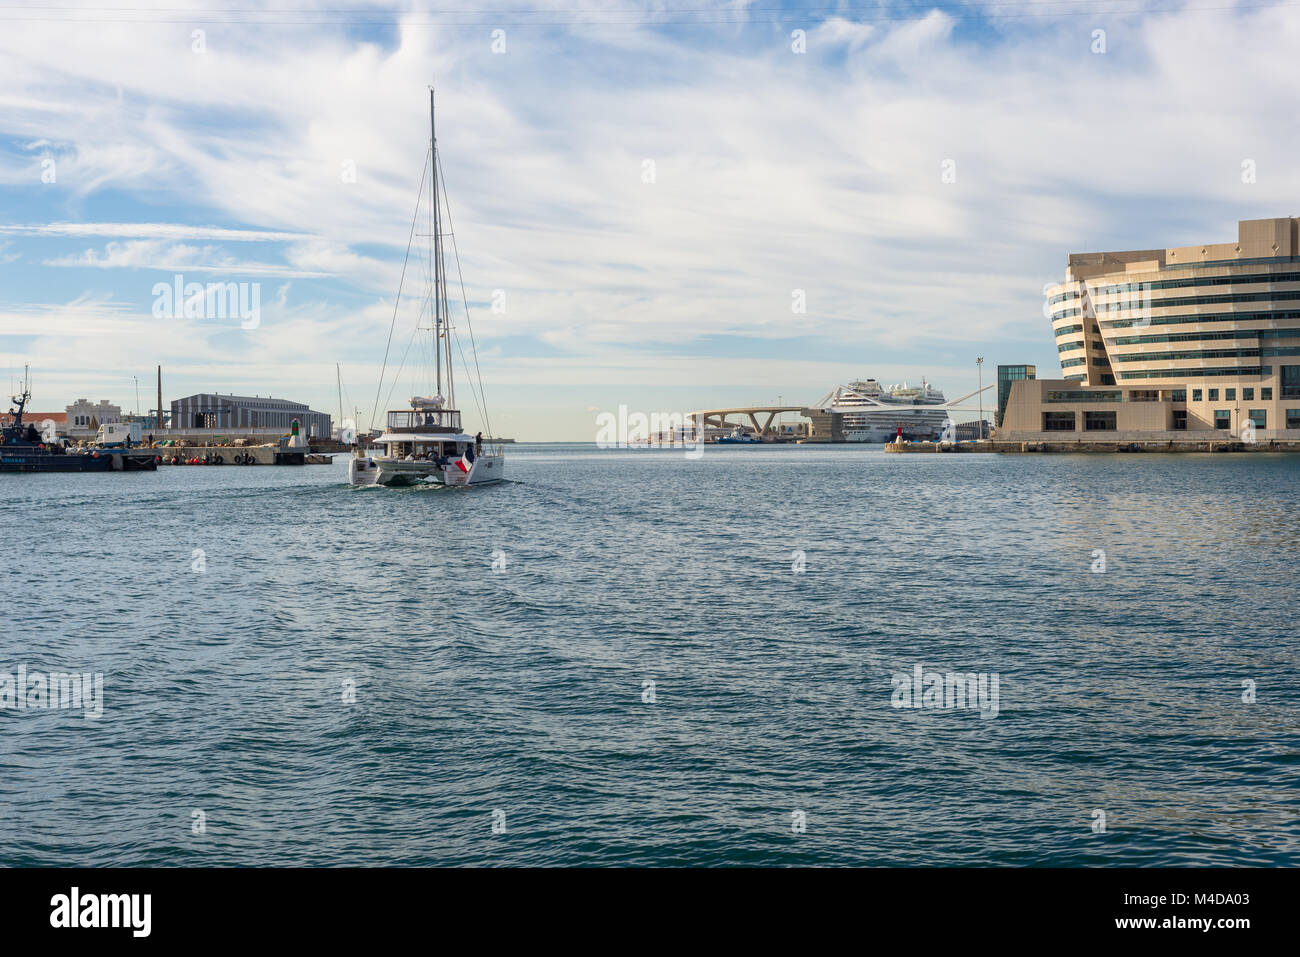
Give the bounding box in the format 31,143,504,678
1,1,1297,438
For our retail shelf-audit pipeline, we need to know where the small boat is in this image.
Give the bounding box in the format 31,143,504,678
349,89,503,488
716,427,760,444
1,373,156,472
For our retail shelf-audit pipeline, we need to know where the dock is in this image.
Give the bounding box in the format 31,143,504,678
154,446,335,465
885,439,1300,454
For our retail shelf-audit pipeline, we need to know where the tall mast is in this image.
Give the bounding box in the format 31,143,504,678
430,87,442,401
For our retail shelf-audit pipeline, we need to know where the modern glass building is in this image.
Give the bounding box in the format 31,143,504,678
1004,217,1300,438
997,365,1035,427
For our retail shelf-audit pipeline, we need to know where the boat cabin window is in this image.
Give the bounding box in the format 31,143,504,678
387,410,463,431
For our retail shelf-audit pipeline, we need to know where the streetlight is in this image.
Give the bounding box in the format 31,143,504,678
976,357,984,440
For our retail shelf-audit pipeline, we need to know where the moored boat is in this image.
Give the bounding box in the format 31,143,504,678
814,377,951,442
1,376,156,473
716,427,760,444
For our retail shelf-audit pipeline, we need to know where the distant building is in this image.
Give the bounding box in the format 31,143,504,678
171,393,331,437
996,365,1035,428
1003,216,1300,440
127,413,164,431
18,412,68,437
800,407,843,443
66,399,122,438
955,420,991,441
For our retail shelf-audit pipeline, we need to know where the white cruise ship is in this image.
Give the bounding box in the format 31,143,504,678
813,378,951,442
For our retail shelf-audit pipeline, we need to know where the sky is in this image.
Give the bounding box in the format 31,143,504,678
1,0,1298,439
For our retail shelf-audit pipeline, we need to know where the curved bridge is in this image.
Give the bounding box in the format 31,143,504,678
686,406,806,435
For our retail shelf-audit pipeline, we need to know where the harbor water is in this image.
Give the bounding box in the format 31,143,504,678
2,444,1298,866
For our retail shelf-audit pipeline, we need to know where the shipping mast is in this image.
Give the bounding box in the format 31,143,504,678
430,88,442,404
429,87,456,411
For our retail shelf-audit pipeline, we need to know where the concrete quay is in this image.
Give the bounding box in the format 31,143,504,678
884,439,1300,454
155,446,335,465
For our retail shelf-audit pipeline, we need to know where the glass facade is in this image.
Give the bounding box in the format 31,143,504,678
1111,328,1300,346
1120,368,1263,381
1050,268,1300,304
1283,366,1300,399
997,365,1036,428
1103,308,1300,330
1043,411,1075,431
1047,390,1121,402
1084,411,1117,431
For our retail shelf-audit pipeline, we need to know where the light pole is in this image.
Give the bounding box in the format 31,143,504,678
976,357,984,440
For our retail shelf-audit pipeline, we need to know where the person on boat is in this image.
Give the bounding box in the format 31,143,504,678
475,431,483,455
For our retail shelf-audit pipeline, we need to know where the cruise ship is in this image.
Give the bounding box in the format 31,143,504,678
813,378,952,442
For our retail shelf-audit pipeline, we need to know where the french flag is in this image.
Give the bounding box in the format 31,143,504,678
456,452,472,473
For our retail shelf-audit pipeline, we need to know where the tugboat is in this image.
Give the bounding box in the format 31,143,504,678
716,427,760,444
0,374,157,472
349,88,503,488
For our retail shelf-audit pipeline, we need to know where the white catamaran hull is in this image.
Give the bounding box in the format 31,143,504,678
349,456,430,487
349,452,503,487
436,452,504,486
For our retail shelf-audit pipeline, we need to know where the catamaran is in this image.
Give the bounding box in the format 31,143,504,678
349,89,504,488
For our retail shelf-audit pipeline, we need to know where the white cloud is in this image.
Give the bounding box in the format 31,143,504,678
41,239,339,279
1,3,1299,436
0,223,309,242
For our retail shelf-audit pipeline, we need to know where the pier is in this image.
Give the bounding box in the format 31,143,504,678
154,446,335,465
884,439,1300,454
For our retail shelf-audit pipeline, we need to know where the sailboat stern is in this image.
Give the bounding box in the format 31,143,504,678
438,451,504,486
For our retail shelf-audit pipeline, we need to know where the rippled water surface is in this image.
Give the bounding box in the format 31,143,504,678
2,444,1298,866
